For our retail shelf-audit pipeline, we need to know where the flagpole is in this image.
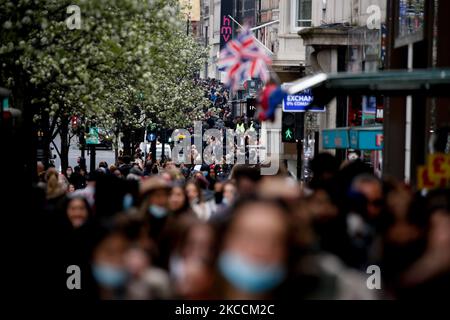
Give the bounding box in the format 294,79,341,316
224,15,280,87
227,15,273,55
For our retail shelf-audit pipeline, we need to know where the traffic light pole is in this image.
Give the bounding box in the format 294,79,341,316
80,131,85,159
296,113,305,181
90,145,96,173
297,139,302,181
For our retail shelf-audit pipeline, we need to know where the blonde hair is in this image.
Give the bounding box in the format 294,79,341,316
45,168,65,199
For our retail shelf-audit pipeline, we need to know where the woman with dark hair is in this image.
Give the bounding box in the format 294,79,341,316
65,166,74,180
169,220,218,299
47,195,99,299
185,179,217,221
168,183,192,216
158,186,197,270
63,195,93,229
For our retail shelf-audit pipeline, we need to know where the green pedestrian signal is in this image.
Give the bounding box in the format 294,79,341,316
282,112,296,142
284,128,293,139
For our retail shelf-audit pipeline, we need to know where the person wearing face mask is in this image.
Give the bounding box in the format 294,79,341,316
139,176,171,228
91,228,131,299
138,176,172,267
214,197,291,299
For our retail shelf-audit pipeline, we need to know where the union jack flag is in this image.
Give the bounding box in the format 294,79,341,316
218,28,272,91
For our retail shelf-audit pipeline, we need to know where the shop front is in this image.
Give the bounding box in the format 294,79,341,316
323,126,383,176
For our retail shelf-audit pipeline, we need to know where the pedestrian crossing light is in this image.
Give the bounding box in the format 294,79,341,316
284,128,293,140
282,112,296,142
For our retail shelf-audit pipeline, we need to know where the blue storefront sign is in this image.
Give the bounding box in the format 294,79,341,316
282,85,326,112
322,128,350,149
323,126,383,150
349,127,383,150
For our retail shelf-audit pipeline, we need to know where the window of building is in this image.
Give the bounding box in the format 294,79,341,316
291,0,312,31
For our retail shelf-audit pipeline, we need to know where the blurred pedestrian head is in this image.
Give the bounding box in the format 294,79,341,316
113,169,123,179
193,172,209,190
65,166,73,178
169,183,190,214
217,196,291,298
171,220,218,299
129,166,143,177
309,152,339,187
139,176,171,218
68,183,76,193
160,171,172,183
185,179,203,204
164,161,176,170
91,225,130,297
122,155,132,165
222,180,237,206
45,168,66,200
99,161,108,169
64,195,93,229
352,174,383,219
230,165,261,196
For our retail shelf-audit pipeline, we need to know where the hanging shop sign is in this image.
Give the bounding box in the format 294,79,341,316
282,85,326,112
322,128,350,149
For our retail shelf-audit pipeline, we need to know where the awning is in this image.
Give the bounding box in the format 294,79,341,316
323,126,383,150
287,68,450,108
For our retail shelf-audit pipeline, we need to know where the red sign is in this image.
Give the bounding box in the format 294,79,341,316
375,134,384,147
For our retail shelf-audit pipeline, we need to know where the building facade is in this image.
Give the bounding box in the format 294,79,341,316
298,0,387,176
199,0,312,177
383,0,450,185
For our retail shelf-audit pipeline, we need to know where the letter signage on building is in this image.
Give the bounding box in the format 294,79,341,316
220,1,233,49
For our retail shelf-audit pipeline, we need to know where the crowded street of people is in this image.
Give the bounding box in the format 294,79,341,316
2,1,450,314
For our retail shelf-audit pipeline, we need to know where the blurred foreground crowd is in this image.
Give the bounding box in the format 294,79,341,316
32,153,450,300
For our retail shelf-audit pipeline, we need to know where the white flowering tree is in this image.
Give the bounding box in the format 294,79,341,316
0,0,208,170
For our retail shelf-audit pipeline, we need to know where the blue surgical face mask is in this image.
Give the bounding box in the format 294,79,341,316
218,251,285,294
148,204,168,218
122,193,133,211
92,264,127,289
